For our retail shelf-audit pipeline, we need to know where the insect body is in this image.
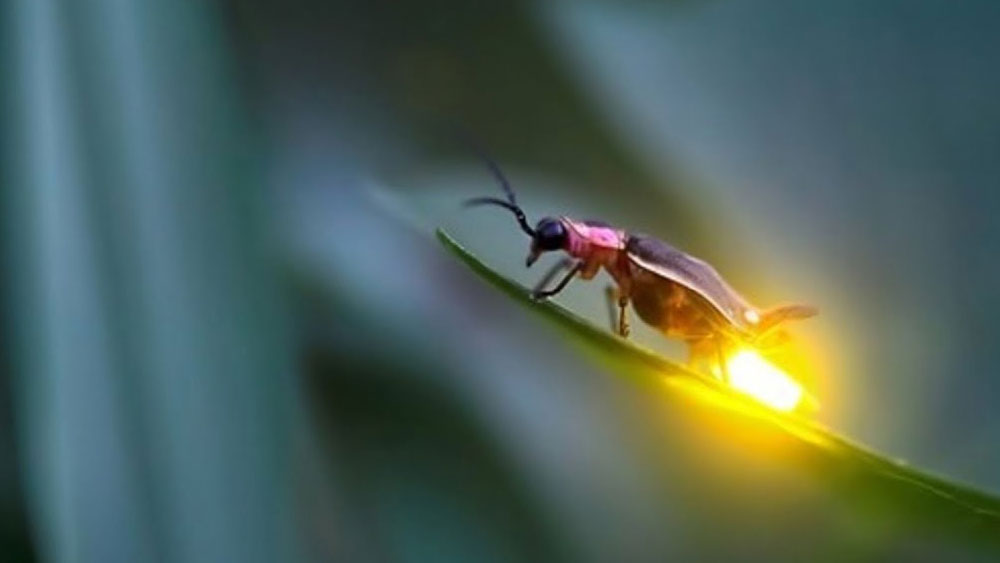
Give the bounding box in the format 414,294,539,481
466,159,817,376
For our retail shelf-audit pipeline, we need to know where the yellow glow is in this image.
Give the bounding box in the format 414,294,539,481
726,350,804,412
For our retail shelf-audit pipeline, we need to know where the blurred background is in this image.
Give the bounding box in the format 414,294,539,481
3,0,1000,561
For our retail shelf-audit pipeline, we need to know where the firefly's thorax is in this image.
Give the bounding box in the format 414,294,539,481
561,218,626,258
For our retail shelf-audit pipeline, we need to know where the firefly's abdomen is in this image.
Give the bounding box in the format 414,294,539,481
625,234,757,336
629,270,719,340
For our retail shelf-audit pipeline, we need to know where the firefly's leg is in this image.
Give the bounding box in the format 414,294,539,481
531,262,582,300
686,338,710,373
603,286,631,337
714,338,730,383
685,345,698,369
617,295,630,337
532,258,572,294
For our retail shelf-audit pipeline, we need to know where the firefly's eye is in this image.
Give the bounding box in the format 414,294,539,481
535,218,566,250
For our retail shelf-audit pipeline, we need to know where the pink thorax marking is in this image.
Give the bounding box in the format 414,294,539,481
565,219,624,256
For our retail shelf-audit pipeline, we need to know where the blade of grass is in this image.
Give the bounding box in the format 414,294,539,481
437,228,1000,548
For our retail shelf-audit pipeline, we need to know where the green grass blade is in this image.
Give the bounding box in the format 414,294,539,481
437,228,1000,548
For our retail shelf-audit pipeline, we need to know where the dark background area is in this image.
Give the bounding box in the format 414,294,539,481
3,1,1000,561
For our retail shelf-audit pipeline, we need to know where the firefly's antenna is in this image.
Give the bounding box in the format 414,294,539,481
462,146,536,238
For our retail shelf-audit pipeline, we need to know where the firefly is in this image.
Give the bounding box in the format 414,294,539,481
466,156,818,406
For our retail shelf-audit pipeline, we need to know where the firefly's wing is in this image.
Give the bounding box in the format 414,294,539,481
625,234,757,330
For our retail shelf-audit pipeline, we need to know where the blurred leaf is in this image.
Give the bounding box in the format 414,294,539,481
437,228,1000,551
3,2,299,561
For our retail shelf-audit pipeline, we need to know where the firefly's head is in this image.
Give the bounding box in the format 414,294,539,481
463,154,572,268
525,217,567,267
